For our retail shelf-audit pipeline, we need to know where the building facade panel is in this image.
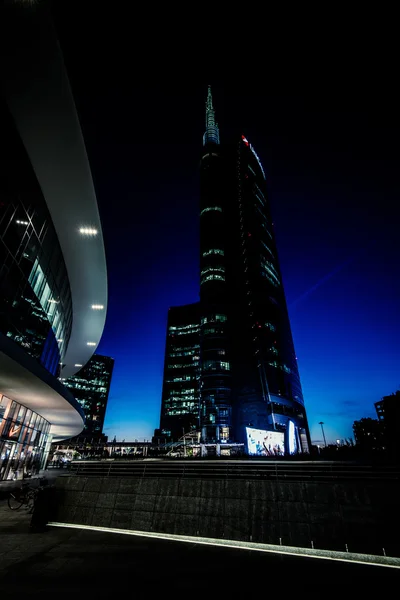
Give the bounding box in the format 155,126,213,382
60,354,114,439
0,101,72,377
157,304,201,442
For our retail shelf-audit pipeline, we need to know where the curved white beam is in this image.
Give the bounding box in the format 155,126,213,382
2,8,107,378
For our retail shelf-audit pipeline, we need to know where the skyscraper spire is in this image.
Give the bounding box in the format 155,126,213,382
203,85,220,146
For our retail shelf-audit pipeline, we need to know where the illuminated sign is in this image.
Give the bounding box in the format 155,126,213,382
246,427,284,456
287,420,297,454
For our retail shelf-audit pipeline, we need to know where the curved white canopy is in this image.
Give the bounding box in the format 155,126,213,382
0,334,84,441
2,8,107,378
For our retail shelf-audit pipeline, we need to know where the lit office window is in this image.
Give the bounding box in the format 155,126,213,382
201,274,225,284
200,206,222,216
203,249,224,257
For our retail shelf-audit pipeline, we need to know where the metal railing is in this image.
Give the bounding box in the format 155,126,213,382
66,460,400,482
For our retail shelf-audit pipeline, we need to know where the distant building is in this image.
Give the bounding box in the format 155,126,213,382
154,304,201,443
375,391,400,460
353,417,383,452
60,354,114,439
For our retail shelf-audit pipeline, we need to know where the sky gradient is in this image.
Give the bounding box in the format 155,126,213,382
52,7,400,446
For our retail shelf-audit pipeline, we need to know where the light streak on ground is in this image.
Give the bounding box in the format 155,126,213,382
48,522,400,569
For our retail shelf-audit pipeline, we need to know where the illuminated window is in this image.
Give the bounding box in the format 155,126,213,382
167,363,198,369
166,376,194,383
254,191,265,207
201,274,225,284
202,249,224,257
261,260,280,287
200,206,222,216
261,240,274,258
255,204,266,220
203,360,230,371
215,314,227,322
201,314,227,325
169,349,197,358
268,361,291,374
168,325,200,336
220,427,230,440
202,327,223,336
169,324,198,331
261,222,273,239
201,267,225,276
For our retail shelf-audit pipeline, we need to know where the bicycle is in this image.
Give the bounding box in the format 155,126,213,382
8,477,47,512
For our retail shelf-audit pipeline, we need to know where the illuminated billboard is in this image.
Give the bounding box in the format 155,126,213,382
246,427,285,456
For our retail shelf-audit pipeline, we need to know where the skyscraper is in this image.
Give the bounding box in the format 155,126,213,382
155,304,201,443
157,87,310,454
60,354,114,440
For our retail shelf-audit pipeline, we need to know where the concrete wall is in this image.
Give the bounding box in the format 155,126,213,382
54,476,400,556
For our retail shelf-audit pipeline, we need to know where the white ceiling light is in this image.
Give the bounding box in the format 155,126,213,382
57,339,63,343
74,364,82,367
79,227,98,236
16,220,29,225
48,299,59,304
87,342,96,346
91,304,104,310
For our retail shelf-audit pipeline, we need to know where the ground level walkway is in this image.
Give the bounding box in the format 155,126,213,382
0,493,399,596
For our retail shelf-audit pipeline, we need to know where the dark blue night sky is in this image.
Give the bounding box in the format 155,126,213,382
54,11,400,445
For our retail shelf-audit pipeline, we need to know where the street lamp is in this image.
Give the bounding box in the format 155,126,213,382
319,422,327,447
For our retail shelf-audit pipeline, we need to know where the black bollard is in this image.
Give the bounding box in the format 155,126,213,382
30,486,56,533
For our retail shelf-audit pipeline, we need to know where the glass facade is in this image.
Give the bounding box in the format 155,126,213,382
0,394,51,480
156,88,310,453
60,354,114,439
158,304,201,442
228,136,309,450
0,100,72,377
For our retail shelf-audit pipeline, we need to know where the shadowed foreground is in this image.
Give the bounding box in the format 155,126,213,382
0,500,399,596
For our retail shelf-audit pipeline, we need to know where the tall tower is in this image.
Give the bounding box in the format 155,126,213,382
157,87,310,453
199,87,232,444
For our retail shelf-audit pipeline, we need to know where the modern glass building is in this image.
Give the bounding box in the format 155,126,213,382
60,354,114,439
157,88,310,453
199,92,233,443
155,304,201,443
225,135,310,452
0,5,108,479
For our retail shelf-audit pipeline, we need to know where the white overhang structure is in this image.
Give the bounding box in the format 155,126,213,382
0,334,84,441
2,7,108,379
